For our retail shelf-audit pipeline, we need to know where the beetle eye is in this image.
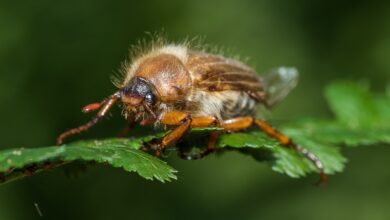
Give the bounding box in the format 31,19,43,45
122,77,156,106
145,93,154,105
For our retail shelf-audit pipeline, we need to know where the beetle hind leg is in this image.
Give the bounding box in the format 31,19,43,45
207,116,327,183
253,118,327,184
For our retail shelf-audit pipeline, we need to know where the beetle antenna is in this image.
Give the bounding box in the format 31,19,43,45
56,92,121,145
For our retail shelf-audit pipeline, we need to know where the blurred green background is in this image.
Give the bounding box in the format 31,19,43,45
0,0,389,219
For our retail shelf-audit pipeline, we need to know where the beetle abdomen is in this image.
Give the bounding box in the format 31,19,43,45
184,90,257,120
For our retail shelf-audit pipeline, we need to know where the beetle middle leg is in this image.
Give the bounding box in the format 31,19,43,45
177,115,220,160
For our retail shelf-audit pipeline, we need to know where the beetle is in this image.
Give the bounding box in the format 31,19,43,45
57,40,327,182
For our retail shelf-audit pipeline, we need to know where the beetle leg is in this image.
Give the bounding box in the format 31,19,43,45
117,117,136,137
179,130,221,160
139,118,157,126
222,117,254,131
56,92,121,145
178,116,255,160
159,113,326,183
178,117,255,160
157,111,191,156
82,102,102,113
190,116,217,128
177,116,219,160
253,118,327,184
158,112,219,157
193,116,326,183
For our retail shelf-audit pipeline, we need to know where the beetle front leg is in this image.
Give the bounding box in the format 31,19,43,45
158,112,218,158
57,92,121,145
156,111,192,156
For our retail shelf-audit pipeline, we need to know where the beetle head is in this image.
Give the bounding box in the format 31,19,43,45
120,77,156,109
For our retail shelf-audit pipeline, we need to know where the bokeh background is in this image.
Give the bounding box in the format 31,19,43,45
0,0,389,219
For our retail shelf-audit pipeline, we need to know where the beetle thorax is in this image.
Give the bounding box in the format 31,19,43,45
133,53,192,103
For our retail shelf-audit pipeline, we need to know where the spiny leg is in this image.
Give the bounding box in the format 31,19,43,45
253,118,327,183
213,116,327,183
56,92,120,145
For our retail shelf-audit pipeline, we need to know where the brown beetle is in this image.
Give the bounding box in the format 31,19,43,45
57,41,326,182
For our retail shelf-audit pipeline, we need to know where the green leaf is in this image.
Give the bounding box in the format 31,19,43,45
324,81,390,144
284,119,390,147
0,138,177,184
325,81,390,128
217,132,276,149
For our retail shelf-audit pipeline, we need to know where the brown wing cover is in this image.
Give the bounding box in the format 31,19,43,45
186,51,267,102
